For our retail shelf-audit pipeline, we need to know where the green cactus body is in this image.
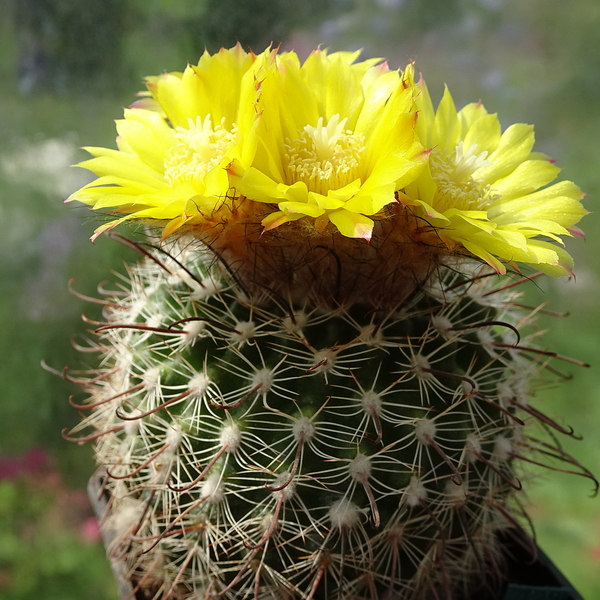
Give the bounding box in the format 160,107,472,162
66,237,583,600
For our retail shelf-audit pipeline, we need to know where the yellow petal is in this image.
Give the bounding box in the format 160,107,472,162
343,183,396,214
461,113,501,156
115,111,174,173
489,159,560,201
446,210,497,235
327,179,362,201
526,241,574,276
262,210,298,231
355,70,403,139
229,164,285,203
152,69,201,129
283,181,311,204
278,201,324,218
432,87,460,154
458,102,489,135
475,123,535,184
460,239,507,274
328,209,374,240
489,181,587,227
78,150,164,187
324,54,364,124
309,192,345,211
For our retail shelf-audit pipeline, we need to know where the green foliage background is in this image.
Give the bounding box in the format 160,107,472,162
0,0,598,598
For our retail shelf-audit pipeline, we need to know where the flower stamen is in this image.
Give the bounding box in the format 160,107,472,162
284,115,365,195
429,145,492,213
164,116,236,185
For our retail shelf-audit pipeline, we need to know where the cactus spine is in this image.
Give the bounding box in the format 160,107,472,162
65,234,592,600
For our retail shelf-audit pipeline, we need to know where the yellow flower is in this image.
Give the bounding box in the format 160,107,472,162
68,44,265,240
227,49,428,240
68,44,586,282
401,80,587,275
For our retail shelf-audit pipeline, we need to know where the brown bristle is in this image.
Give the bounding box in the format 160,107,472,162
180,197,453,309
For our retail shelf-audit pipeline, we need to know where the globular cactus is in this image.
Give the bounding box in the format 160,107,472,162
62,46,594,599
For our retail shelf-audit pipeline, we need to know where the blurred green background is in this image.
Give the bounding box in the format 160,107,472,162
0,0,598,598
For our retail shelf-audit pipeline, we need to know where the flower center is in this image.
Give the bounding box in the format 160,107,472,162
164,116,236,185
284,114,365,195
429,143,492,213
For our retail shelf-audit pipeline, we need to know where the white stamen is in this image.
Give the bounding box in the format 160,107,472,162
453,142,491,180
429,145,491,213
284,114,365,195
164,116,236,185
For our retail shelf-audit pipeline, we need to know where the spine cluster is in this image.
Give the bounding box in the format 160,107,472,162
64,237,594,600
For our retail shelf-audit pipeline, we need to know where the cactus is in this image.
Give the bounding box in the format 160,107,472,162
62,46,594,599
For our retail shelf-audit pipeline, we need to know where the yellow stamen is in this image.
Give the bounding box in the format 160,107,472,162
164,116,236,185
430,144,491,213
284,115,364,195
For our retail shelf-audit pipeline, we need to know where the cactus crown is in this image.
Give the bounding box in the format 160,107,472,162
69,45,586,286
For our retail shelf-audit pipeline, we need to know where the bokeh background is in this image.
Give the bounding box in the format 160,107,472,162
0,0,599,598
